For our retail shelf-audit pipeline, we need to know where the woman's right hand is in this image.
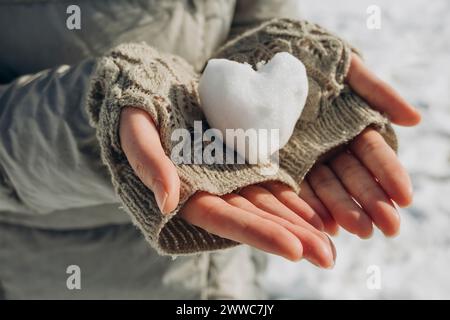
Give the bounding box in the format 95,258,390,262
119,106,336,267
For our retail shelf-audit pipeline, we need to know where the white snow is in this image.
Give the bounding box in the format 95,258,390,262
199,52,308,163
263,0,450,299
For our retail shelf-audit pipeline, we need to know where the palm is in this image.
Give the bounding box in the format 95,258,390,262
120,54,420,267
181,54,420,263
180,183,336,268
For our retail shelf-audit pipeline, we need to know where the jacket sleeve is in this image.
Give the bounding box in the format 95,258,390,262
232,0,303,32
0,59,118,215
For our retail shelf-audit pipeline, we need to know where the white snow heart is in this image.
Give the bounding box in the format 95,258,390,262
199,52,308,164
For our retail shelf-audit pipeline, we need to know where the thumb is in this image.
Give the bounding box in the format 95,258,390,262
120,107,180,214
347,53,421,126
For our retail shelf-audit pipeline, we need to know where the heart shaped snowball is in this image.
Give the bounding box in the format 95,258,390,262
199,52,308,164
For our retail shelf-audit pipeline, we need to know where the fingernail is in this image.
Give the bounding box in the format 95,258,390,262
326,234,337,262
310,235,337,269
394,205,401,220
383,207,401,238
405,171,414,200
324,234,337,269
332,227,340,236
309,258,323,269
153,179,168,214
408,182,414,199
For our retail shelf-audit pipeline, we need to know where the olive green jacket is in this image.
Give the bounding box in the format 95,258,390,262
0,0,302,229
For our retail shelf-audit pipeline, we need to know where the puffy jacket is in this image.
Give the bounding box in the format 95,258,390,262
0,0,302,229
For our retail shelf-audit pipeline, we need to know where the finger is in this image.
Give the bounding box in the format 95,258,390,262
238,185,336,264
120,107,180,214
260,181,325,231
222,193,335,268
330,152,401,237
299,181,339,235
308,164,374,238
350,128,413,207
180,192,303,261
239,185,326,239
347,54,421,126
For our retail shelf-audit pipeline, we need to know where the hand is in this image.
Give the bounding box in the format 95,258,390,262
120,107,335,266
299,54,421,238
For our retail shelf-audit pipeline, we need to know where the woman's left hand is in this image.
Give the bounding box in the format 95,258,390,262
300,54,421,238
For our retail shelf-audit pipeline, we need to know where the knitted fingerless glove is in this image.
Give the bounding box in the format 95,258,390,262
87,44,297,255
213,18,397,183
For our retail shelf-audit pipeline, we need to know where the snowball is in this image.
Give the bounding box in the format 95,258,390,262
199,52,308,163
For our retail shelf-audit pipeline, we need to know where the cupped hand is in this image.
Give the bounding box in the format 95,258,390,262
120,107,335,267
300,54,421,238
118,53,421,264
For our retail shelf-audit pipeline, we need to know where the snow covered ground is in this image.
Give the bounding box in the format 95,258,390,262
264,0,450,299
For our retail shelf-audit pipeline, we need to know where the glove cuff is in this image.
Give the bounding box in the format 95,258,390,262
213,18,397,184
87,43,298,255
281,88,397,183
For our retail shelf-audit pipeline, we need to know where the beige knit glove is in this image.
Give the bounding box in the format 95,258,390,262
87,43,298,255
212,18,398,184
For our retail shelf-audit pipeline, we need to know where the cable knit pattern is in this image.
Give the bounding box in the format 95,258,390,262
87,43,297,255
213,19,397,183
87,18,397,255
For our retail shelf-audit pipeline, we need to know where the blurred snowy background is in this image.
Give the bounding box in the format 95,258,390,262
264,0,450,299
